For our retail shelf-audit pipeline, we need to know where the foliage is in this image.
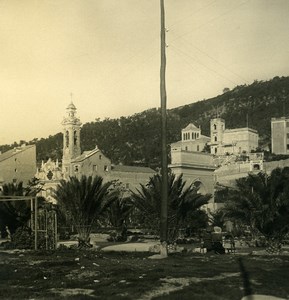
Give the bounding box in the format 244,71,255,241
11,227,33,249
223,167,289,251
209,209,226,228
53,175,119,247
184,209,209,237
0,182,30,234
131,172,211,242
103,181,133,230
0,178,44,236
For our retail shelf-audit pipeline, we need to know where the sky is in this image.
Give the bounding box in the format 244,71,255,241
0,0,289,145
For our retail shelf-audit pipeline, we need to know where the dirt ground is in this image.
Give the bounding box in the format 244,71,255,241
0,248,289,300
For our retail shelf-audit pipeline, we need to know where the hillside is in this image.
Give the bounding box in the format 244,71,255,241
1,76,289,168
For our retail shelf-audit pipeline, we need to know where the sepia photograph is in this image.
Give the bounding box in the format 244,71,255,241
0,1,289,299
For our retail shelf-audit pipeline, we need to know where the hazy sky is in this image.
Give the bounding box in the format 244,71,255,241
1,0,289,145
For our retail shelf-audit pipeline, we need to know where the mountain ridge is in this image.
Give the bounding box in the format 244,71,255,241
1,76,289,168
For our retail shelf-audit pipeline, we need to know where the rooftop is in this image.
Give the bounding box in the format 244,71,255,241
224,127,258,134
182,123,200,131
0,145,35,163
111,165,155,174
72,148,101,163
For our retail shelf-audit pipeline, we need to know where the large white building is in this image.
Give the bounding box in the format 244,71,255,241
210,118,259,155
170,122,217,212
271,117,289,155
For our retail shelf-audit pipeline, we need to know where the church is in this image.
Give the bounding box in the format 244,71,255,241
36,102,156,203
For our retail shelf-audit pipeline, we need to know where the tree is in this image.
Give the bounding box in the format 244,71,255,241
223,168,289,253
53,175,118,248
0,178,43,235
131,172,211,242
0,182,29,235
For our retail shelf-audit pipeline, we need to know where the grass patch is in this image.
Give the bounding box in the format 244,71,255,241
0,250,288,299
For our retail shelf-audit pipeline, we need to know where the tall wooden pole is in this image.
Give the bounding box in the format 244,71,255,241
34,197,38,250
160,0,168,245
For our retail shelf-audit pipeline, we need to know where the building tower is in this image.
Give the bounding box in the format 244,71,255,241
271,117,289,155
62,102,82,177
210,118,225,155
182,123,201,143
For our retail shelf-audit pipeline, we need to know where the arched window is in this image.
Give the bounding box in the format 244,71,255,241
74,130,77,146
253,164,260,170
213,124,217,130
65,131,69,147
193,180,206,194
214,136,217,142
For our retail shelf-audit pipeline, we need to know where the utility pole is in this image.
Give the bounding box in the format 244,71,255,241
160,0,168,255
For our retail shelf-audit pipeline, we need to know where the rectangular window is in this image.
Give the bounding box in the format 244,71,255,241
93,165,97,171
197,145,200,151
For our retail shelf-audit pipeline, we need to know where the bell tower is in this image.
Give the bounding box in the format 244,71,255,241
210,118,225,155
62,102,81,177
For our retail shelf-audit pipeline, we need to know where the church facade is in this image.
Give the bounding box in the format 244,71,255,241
36,103,155,203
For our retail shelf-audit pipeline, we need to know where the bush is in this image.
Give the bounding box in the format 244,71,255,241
11,227,33,249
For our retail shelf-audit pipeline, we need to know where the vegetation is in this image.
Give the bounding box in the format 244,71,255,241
0,178,43,236
131,172,211,242
222,167,289,253
2,76,289,166
53,175,119,248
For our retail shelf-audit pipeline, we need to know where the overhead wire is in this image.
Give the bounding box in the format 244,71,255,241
168,0,217,30
168,0,251,43
167,45,213,84
169,43,239,86
171,34,250,84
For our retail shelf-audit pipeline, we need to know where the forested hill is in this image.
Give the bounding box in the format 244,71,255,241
1,76,289,169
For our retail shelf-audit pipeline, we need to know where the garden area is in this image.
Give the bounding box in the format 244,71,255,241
1,168,289,299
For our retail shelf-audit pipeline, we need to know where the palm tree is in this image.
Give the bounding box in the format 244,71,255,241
54,175,118,248
131,172,211,242
0,182,30,234
223,167,289,253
